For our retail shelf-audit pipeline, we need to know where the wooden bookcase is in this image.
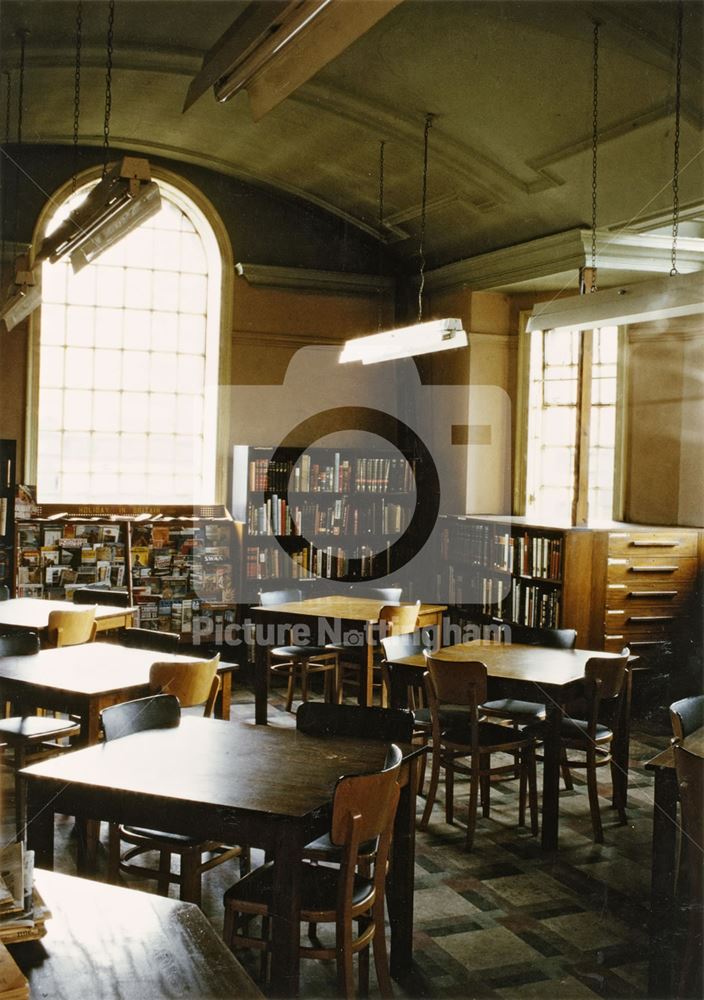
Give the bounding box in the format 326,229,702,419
232,445,419,597
14,503,242,641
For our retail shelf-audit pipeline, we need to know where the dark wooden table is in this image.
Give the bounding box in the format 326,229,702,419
8,868,263,999
0,641,236,744
252,595,446,723
22,717,422,998
644,725,704,998
389,639,625,851
0,597,135,636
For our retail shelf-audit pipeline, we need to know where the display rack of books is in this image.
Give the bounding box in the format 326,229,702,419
14,504,241,642
437,514,599,646
0,442,16,596
232,445,418,597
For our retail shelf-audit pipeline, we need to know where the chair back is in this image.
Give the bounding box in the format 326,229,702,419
670,695,704,740
350,586,402,603
582,650,630,737
296,701,413,742
423,652,488,707
330,743,402,849
47,607,97,647
511,625,577,648
73,588,131,607
0,631,40,656
149,654,221,716
672,738,704,999
380,632,425,663
118,627,180,653
378,600,420,638
0,584,9,601
259,588,303,606
102,693,181,742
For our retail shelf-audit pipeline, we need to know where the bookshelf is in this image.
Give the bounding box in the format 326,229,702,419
0,440,16,595
232,445,419,595
13,504,241,642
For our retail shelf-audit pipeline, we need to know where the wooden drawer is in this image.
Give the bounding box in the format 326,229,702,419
607,556,698,584
603,633,671,655
604,612,682,636
605,582,690,612
608,531,698,558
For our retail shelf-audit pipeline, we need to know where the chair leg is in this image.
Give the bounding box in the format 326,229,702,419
336,914,355,1000
223,901,235,949
419,746,442,829
445,760,454,825
300,662,309,705
284,665,296,713
527,745,539,837
107,822,121,883
372,897,393,1000
466,755,480,851
611,758,628,825
180,851,201,906
586,751,604,844
480,755,490,818
156,850,172,896
518,760,527,828
561,748,573,790
358,917,370,998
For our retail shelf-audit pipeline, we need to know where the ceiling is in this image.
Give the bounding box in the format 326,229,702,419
1,0,703,279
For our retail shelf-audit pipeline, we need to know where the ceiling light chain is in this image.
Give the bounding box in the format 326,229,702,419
102,0,115,178
72,0,82,193
590,20,600,293
377,138,385,333
418,112,433,323
670,0,683,276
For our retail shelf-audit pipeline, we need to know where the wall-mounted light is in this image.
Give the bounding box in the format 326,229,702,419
339,317,468,365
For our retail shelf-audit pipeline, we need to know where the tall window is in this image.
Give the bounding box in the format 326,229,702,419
36,178,222,504
525,326,619,522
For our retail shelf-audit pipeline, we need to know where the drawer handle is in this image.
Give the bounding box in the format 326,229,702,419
608,584,627,591
630,590,678,598
609,558,628,566
629,640,666,648
630,540,680,547
628,615,675,623
606,610,625,616
605,634,625,641
630,566,678,573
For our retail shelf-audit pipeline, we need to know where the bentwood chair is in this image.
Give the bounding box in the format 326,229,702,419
0,630,80,838
223,743,402,998
46,606,97,647
670,694,704,741
523,650,631,843
259,588,338,712
672,740,704,999
420,654,539,849
105,656,247,905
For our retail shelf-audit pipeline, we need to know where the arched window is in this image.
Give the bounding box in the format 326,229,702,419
34,174,225,504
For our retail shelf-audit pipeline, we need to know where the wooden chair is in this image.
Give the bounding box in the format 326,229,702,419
0,630,80,839
116,626,180,652
330,601,421,706
672,740,704,999
670,695,704,740
347,586,402,603
46,606,97,647
73,588,131,607
260,588,338,712
223,743,402,998
420,654,538,849
105,655,247,905
523,650,631,843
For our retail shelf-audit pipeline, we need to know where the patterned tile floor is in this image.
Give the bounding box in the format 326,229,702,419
1,687,673,1000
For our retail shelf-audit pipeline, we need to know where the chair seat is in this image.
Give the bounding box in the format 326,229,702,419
0,716,80,744
524,717,613,743
414,705,471,728
443,719,534,748
303,831,377,860
270,645,334,660
224,860,374,912
481,699,546,722
121,825,206,848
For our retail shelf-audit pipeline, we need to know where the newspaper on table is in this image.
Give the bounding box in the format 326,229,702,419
0,845,51,944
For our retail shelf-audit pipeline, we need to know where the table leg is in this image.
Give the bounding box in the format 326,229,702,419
388,757,418,981
253,611,269,726
648,767,678,998
541,701,562,850
80,704,101,746
612,668,632,810
218,671,232,721
269,822,303,998
359,623,375,707
25,779,54,868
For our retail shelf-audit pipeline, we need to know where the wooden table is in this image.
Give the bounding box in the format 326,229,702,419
252,595,446,724
389,639,625,851
22,717,421,998
0,642,236,744
644,725,704,997
8,869,263,999
0,597,135,637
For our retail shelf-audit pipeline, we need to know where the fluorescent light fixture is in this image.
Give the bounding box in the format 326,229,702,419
36,157,161,272
339,318,468,365
526,271,704,333
0,257,41,333
184,0,403,120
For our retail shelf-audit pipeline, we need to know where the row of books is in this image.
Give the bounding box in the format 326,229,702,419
133,596,201,633
440,520,563,580
248,454,415,495
245,542,391,581
246,498,407,537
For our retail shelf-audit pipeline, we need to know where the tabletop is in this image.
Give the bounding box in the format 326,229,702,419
8,869,263,1000
392,639,621,688
0,597,135,630
645,725,704,771
253,594,447,623
0,642,236,697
